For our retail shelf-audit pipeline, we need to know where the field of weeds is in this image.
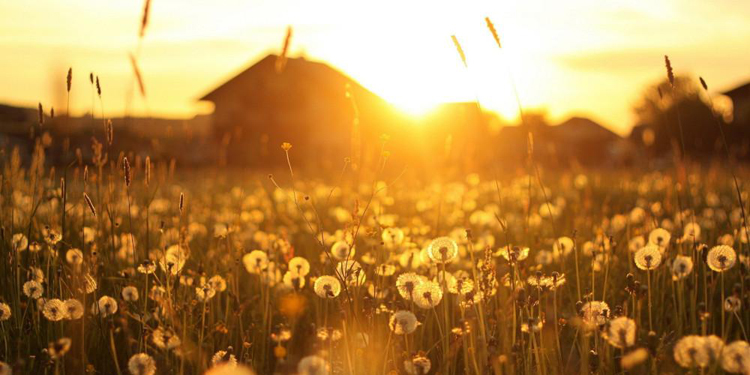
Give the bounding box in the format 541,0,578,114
1,138,750,375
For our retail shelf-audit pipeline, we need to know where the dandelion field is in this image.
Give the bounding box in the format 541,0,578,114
2,131,750,375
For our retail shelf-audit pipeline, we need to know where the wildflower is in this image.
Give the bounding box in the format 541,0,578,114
725,296,742,313
381,227,405,248
674,335,712,368
389,310,419,334
316,327,342,342
137,260,157,274
23,280,44,299
396,272,424,300
243,250,268,273
297,355,329,375
404,354,431,375
621,347,649,370
128,353,156,375
271,327,292,343
427,236,458,263
496,246,529,262
281,142,292,151
211,348,237,368
634,245,662,270
159,245,188,275
671,255,694,280
97,296,118,317
152,327,181,350
48,338,72,360
413,281,443,309
65,248,84,265
43,299,67,321
43,227,63,245
288,257,311,276
648,228,671,249
546,272,566,290
682,222,701,242
122,286,139,302
552,237,574,260
0,303,10,321
707,245,736,272
64,299,84,320
330,241,354,260
11,233,28,251
283,271,305,289
375,264,396,276
208,275,227,292
580,301,609,330
604,317,636,348
721,340,750,374
196,284,216,302
313,276,341,298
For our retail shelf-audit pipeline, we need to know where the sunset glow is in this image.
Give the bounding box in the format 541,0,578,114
2,0,750,134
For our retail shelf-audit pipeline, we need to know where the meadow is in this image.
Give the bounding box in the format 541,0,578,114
1,128,750,375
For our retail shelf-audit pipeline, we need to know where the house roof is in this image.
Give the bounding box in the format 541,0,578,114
198,54,378,103
722,81,750,99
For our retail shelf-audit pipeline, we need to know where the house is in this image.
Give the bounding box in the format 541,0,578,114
723,81,750,127
198,54,408,168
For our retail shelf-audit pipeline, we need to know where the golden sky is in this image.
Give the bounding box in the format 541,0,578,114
2,0,750,135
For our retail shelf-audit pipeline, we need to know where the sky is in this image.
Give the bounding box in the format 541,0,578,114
1,0,750,135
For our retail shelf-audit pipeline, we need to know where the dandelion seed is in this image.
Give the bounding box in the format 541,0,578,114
211,348,237,368
725,296,742,313
707,245,736,272
64,299,84,320
413,281,443,309
330,241,354,260
48,338,72,360
96,296,118,317
297,355,329,375
65,248,83,265
674,335,714,368
648,228,671,249
634,245,662,270
404,354,432,375
208,275,227,292
721,340,750,374
122,286,139,302
43,299,67,321
671,255,694,280
397,272,424,299
23,280,44,299
313,275,341,298
580,301,609,330
288,256,311,276
604,317,636,348
152,327,181,350
12,233,28,251
552,237,574,260
243,250,268,274
0,303,11,321
427,236,458,263
389,310,419,334
128,353,156,375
